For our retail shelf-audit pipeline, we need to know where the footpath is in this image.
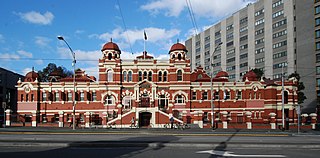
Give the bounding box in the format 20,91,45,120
0,127,320,149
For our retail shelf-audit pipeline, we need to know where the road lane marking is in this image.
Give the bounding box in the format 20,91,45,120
196,150,286,157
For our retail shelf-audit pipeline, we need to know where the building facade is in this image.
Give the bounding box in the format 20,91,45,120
185,0,317,112
12,42,304,129
0,67,24,126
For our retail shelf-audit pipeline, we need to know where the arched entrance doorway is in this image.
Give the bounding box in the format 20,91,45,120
139,112,152,127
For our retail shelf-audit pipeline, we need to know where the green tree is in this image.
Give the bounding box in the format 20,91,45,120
288,73,307,104
37,63,73,82
252,68,264,80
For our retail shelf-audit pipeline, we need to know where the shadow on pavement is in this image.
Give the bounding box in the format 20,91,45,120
209,128,240,158
0,135,180,158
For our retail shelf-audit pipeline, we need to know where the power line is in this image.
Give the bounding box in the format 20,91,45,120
116,0,134,54
186,0,198,35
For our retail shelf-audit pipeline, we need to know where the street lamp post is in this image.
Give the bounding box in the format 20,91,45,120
210,42,222,130
57,36,76,130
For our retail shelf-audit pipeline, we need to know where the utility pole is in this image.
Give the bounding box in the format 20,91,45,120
210,42,222,130
281,65,285,130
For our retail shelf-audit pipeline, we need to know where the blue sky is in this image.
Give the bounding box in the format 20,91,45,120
0,0,256,78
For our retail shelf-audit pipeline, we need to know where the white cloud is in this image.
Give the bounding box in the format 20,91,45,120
0,34,4,43
17,50,33,58
75,30,85,34
141,0,257,18
141,0,185,17
22,68,32,75
0,53,20,60
57,47,100,66
94,27,180,51
35,36,51,47
121,50,169,61
35,59,44,65
18,11,54,25
82,66,99,80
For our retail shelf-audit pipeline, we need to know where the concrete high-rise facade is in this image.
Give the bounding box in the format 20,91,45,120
185,0,317,112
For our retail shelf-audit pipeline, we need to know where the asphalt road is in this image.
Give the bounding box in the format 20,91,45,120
0,146,319,158
0,128,320,157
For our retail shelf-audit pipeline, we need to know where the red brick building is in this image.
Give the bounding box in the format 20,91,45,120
12,41,306,129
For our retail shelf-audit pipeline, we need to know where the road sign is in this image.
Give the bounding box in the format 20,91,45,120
296,105,301,115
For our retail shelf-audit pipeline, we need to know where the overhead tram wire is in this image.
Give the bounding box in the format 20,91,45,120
186,0,198,35
116,0,133,54
188,0,199,34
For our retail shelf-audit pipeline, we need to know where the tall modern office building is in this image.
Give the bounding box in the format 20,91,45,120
185,0,317,112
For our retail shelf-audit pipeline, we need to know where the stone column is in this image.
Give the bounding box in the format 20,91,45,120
31,111,38,127
269,113,276,129
310,113,317,130
198,111,204,128
58,111,64,127
102,112,108,128
85,112,91,128
221,111,228,129
5,109,12,126
245,112,252,129
301,114,308,125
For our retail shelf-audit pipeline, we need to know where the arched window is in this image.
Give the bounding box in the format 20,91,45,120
177,70,182,81
105,95,114,105
148,71,152,81
107,70,113,82
284,91,288,104
128,71,132,81
214,91,220,100
108,53,112,60
172,54,175,59
163,71,167,82
178,54,182,60
143,71,147,80
123,71,127,82
158,94,168,109
123,96,131,109
138,71,142,81
158,71,162,82
224,90,230,100
175,95,185,104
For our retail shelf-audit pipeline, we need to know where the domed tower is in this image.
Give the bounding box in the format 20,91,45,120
213,71,229,82
101,39,121,60
242,70,258,82
99,39,121,83
169,42,188,62
24,71,39,82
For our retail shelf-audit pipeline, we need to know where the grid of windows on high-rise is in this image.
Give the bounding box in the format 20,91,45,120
273,19,287,29
255,8,264,17
272,0,283,8
315,5,320,14
273,30,287,39
316,30,320,38
240,17,248,24
240,53,248,59
240,26,248,33
226,24,234,31
273,51,287,59
316,66,320,74
255,28,264,36
272,10,284,19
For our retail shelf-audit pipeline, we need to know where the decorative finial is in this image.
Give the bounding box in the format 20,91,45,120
32,66,34,72
110,38,112,42
177,39,179,43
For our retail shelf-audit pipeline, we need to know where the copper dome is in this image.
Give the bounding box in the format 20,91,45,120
169,43,187,53
101,41,121,52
